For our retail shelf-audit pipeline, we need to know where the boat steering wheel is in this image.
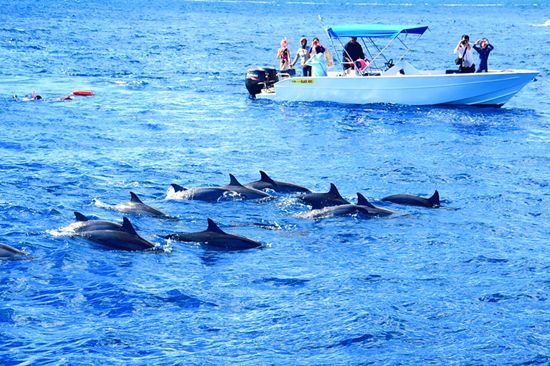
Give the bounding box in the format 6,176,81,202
385,59,394,70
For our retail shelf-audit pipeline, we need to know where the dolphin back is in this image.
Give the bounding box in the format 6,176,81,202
429,190,440,207
228,174,244,187
301,183,349,209
80,218,155,251
0,243,25,258
381,190,440,208
74,212,89,221
170,183,187,193
225,174,270,199
166,218,261,250
356,193,376,208
259,171,276,184
130,192,144,204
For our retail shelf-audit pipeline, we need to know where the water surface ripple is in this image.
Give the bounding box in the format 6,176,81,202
0,0,549,364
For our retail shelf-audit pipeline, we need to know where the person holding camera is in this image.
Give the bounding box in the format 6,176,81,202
473,38,494,73
454,34,475,73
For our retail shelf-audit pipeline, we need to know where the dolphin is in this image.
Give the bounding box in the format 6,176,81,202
62,211,124,233
304,193,394,219
356,193,395,215
381,190,440,208
245,171,311,194
299,183,350,209
168,183,233,202
221,174,271,200
110,192,169,217
80,217,156,251
165,218,261,251
0,243,25,258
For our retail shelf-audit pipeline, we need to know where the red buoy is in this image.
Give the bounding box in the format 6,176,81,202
72,90,95,96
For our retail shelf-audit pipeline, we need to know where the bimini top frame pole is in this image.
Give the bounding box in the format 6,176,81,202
326,24,429,70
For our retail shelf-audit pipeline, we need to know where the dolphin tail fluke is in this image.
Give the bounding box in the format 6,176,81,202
122,217,139,235
329,183,344,199
74,211,89,221
229,174,243,187
206,218,226,234
129,192,144,204
170,183,186,192
259,171,276,184
356,193,376,208
429,190,440,207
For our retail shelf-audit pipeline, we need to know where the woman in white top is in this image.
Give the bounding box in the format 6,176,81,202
291,37,312,77
454,34,475,73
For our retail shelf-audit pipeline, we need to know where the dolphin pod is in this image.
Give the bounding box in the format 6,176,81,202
165,218,261,251
381,190,440,208
48,171,441,253
0,243,26,258
245,171,312,194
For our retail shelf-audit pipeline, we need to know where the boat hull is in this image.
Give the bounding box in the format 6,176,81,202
256,70,537,106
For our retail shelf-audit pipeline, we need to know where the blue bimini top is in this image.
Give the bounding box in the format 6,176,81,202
327,24,429,39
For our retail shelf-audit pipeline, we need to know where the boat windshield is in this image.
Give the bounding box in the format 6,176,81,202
326,24,429,72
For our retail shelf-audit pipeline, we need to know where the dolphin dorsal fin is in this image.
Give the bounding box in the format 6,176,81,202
228,174,243,187
74,211,89,221
129,192,144,204
170,183,186,193
206,218,226,234
429,190,440,207
356,193,376,208
259,171,275,184
328,183,344,199
122,217,138,235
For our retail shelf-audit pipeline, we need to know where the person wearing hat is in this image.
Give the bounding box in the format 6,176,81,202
473,38,494,73
291,36,312,76
276,38,292,71
343,37,365,71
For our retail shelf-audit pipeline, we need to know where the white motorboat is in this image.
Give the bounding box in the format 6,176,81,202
245,24,538,107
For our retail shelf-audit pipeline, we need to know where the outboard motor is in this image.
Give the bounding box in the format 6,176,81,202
263,67,278,88
245,67,279,98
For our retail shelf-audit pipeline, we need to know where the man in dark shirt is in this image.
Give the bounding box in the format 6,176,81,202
473,38,494,73
343,37,365,70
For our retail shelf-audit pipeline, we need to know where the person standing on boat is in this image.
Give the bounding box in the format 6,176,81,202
277,38,292,72
306,38,333,76
343,37,365,71
473,38,494,73
454,34,475,73
291,37,312,77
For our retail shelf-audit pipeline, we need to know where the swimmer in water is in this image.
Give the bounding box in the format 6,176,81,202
13,91,72,102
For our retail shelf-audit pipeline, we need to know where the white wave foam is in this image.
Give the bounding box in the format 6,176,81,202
47,227,74,237
531,20,550,27
295,207,333,219
93,199,115,210
442,3,503,6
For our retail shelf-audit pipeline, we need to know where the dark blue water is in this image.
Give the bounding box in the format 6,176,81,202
1,0,549,364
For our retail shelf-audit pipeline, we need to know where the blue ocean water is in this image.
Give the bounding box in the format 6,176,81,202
1,0,549,364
